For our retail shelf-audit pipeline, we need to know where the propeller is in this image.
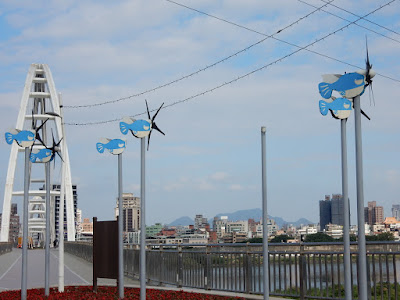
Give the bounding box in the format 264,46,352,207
30,111,63,165
146,100,165,150
48,129,64,167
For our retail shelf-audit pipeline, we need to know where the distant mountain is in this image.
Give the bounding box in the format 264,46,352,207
168,208,315,228
169,216,193,226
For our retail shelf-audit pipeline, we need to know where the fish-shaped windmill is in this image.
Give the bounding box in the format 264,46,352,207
96,138,126,155
5,129,36,147
30,148,54,163
30,130,63,164
120,100,165,150
319,97,352,120
318,72,366,99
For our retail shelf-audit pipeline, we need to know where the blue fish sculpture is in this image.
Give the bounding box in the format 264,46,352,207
318,72,366,99
319,97,352,120
96,138,126,155
120,118,151,138
30,148,53,163
5,129,35,147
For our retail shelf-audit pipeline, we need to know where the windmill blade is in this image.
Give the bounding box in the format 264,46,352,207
147,130,152,151
56,151,64,162
151,103,164,122
361,109,371,121
365,37,373,86
145,100,151,120
152,122,165,135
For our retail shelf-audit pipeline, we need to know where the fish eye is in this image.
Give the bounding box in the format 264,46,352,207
354,79,363,85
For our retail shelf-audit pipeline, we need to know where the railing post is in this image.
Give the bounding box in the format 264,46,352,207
177,243,183,288
299,244,307,300
205,245,211,290
159,245,164,286
245,242,253,293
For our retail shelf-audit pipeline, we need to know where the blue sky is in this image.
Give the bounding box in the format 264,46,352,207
0,0,399,226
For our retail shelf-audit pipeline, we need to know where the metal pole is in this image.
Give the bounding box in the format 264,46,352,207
118,153,124,299
353,95,368,299
21,147,30,300
140,138,146,300
58,93,65,292
341,119,352,300
45,162,50,296
261,126,269,300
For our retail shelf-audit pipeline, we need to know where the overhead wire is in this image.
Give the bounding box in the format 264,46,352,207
64,0,334,109
65,0,398,110
298,0,400,44
65,0,400,126
319,0,400,37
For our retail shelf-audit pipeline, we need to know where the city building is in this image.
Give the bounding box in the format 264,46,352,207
115,193,141,233
392,204,400,220
319,194,347,231
146,223,163,237
319,195,332,231
331,194,344,226
194,214,209,230
52,184,78,240
0,203,20,244
364,201,384,225
81,218,93,235
213,216,228,239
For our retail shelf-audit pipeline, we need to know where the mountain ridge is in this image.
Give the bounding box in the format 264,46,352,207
168,208,315,228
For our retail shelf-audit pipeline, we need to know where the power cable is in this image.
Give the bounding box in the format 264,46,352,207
298,0,400,44
65,0,400,126
64,0,334,109
319,0,400,37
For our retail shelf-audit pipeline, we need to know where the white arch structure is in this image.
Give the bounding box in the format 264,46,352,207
1,63,75,242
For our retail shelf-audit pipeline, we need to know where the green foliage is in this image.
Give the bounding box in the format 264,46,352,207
303,232,335,243
270,234,291,243
336,234,357,242
366,232,395,241
244,237,263,243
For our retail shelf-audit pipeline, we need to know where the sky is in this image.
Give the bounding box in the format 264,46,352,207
0,0,399,227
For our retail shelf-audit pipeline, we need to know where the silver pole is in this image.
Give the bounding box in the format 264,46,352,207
261,126,269,300
140,138,146,300
118,153,124,299
21,147,30,300
341,119,352,300
353,95,368,299
45,161,50,296
58,93,65,292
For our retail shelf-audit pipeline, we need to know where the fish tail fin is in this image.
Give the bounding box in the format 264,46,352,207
29,153,37,163
119,122,129,135
5,132,14,145
318,82,333,99
96,143,105,153
319,100,329,116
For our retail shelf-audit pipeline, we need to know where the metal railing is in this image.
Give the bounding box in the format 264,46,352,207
65,241,400,299
0,242,12,255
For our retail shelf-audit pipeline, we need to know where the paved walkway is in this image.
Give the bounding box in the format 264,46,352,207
0,248,287,299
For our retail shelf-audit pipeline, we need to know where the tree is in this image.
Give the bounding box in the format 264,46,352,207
270,234,291,243
303,232,335,243
366,232,395,241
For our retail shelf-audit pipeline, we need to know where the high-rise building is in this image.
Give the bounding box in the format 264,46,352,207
115,193,141,232
52,184,78,240
392,204,400,220
331,194,344,226
319,195,332,231
0,203,20,244
364,201,384,225
194,214,209,230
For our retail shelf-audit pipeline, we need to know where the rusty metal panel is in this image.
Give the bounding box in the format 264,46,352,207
93,217,118,280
